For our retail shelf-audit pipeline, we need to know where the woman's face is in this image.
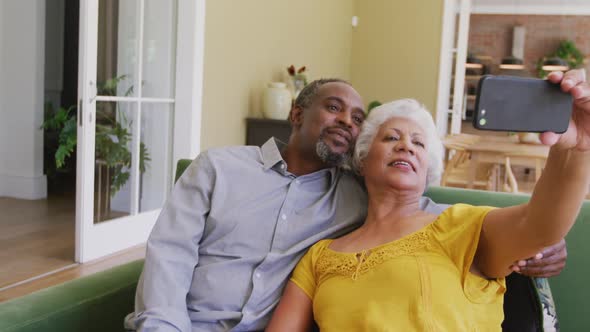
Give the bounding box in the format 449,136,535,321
362,117,429,192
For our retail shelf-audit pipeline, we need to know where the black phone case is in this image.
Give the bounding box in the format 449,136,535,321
472,75,573,133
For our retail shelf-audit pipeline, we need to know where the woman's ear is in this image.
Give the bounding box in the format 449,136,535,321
289,106,304,128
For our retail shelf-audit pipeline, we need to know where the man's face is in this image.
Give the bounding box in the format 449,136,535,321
296,82,365,166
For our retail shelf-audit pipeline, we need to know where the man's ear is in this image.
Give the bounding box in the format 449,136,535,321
289,106,304,128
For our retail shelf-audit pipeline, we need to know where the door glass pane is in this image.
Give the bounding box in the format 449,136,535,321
139,103,174,212
94,101,135,223
142,0,178,98
97,0,138,97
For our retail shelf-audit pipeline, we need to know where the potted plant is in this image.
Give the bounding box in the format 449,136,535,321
41,75,150,216
537,40,585,78
286,65,308,99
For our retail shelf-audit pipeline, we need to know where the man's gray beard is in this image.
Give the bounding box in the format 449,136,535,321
315,140,352,169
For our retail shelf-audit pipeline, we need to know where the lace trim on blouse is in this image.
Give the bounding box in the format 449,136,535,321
317,231,430,280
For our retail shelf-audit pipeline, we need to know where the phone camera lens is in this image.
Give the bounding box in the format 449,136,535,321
479,118,487,126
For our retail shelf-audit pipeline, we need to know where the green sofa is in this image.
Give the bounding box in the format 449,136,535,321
1,177,588,331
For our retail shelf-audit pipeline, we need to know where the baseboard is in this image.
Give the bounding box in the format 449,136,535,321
0,174,47,199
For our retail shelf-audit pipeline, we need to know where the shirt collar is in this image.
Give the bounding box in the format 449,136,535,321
260,137,339,185
261,138,287,171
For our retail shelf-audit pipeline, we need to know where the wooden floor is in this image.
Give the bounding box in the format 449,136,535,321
0,194,76,289
0,244,145,303
0,193,147,302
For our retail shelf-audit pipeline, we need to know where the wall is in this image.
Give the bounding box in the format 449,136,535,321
44,0,64,110
200,0,354,149
350,0,445,115
468,14,590,78
0,0,47,199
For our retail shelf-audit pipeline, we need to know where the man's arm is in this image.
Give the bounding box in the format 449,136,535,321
511,239,567,277
130,153,215,331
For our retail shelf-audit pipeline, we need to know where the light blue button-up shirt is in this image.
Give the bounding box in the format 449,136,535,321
126,139,446,331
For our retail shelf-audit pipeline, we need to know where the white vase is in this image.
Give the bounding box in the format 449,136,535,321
263,82,292,120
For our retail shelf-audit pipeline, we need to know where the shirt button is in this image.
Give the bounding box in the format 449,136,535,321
281,214,287,220
280,164,286,169
255,272,261,278
295,179,301,185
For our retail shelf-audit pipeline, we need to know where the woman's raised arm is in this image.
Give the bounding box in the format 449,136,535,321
475,69,590,278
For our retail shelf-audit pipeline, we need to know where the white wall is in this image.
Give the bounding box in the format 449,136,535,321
0,0,47,199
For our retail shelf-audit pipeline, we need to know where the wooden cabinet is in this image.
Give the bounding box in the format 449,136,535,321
245,118,291,146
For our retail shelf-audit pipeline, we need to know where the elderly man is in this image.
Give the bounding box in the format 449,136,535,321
125,78,565,331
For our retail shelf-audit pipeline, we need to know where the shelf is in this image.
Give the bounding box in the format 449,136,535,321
452,75,482,81
465,75,482,81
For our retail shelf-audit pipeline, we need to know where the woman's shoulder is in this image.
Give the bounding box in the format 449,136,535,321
438,203,495,220
429,203,496,241
306,239,334,257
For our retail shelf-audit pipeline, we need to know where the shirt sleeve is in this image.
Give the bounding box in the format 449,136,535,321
419,196,450,215
290,241,327,300
127,152,216,332
430,204,505,303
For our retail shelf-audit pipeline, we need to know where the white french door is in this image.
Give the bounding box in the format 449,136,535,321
76,0,205,263
436,0,472,136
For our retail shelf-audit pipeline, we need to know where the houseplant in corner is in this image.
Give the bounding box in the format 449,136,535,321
41,75,150,219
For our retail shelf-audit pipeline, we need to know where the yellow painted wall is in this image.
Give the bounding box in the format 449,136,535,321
201,0,354,149
351,0,444,114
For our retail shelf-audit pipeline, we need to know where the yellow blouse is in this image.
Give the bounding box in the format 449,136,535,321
291,204,506,332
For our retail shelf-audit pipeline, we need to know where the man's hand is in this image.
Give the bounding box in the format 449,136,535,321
510,239,567,278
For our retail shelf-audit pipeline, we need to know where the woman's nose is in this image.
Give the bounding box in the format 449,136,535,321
394,138,415,155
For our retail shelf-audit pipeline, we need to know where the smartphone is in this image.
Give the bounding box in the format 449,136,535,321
472,75,573,133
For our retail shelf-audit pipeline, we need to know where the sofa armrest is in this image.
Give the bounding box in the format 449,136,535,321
0,260,144,332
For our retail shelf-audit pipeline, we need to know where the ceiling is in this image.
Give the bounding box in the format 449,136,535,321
472,0,590,15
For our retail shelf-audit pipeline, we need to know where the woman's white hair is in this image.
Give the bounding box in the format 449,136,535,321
353,99,444,188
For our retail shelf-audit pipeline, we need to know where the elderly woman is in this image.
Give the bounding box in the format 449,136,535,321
266,70,590,331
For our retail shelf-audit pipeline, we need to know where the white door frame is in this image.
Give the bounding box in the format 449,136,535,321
436,0,472,136
75,0,205,263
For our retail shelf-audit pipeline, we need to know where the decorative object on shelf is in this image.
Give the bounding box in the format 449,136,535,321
465,53,489,76
517,132,541,145
500,56,525,70
262,82,292,120
538,40,584,77
465,54,483,69
541,57,569,73
286,65,308,99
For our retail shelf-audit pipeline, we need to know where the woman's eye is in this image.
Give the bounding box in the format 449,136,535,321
353,116,364,124
384,136,398,141
414,141,425,148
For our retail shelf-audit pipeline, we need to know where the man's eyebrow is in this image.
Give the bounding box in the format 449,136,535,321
324,96,344,104
324,96,366,113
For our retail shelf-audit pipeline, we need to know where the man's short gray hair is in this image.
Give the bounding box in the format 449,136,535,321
294,78,351,110
352,99,444,188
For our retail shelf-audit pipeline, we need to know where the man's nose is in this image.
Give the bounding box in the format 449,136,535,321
336,110,353,128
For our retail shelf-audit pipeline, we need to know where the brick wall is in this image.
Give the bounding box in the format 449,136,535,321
468,14,590,77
